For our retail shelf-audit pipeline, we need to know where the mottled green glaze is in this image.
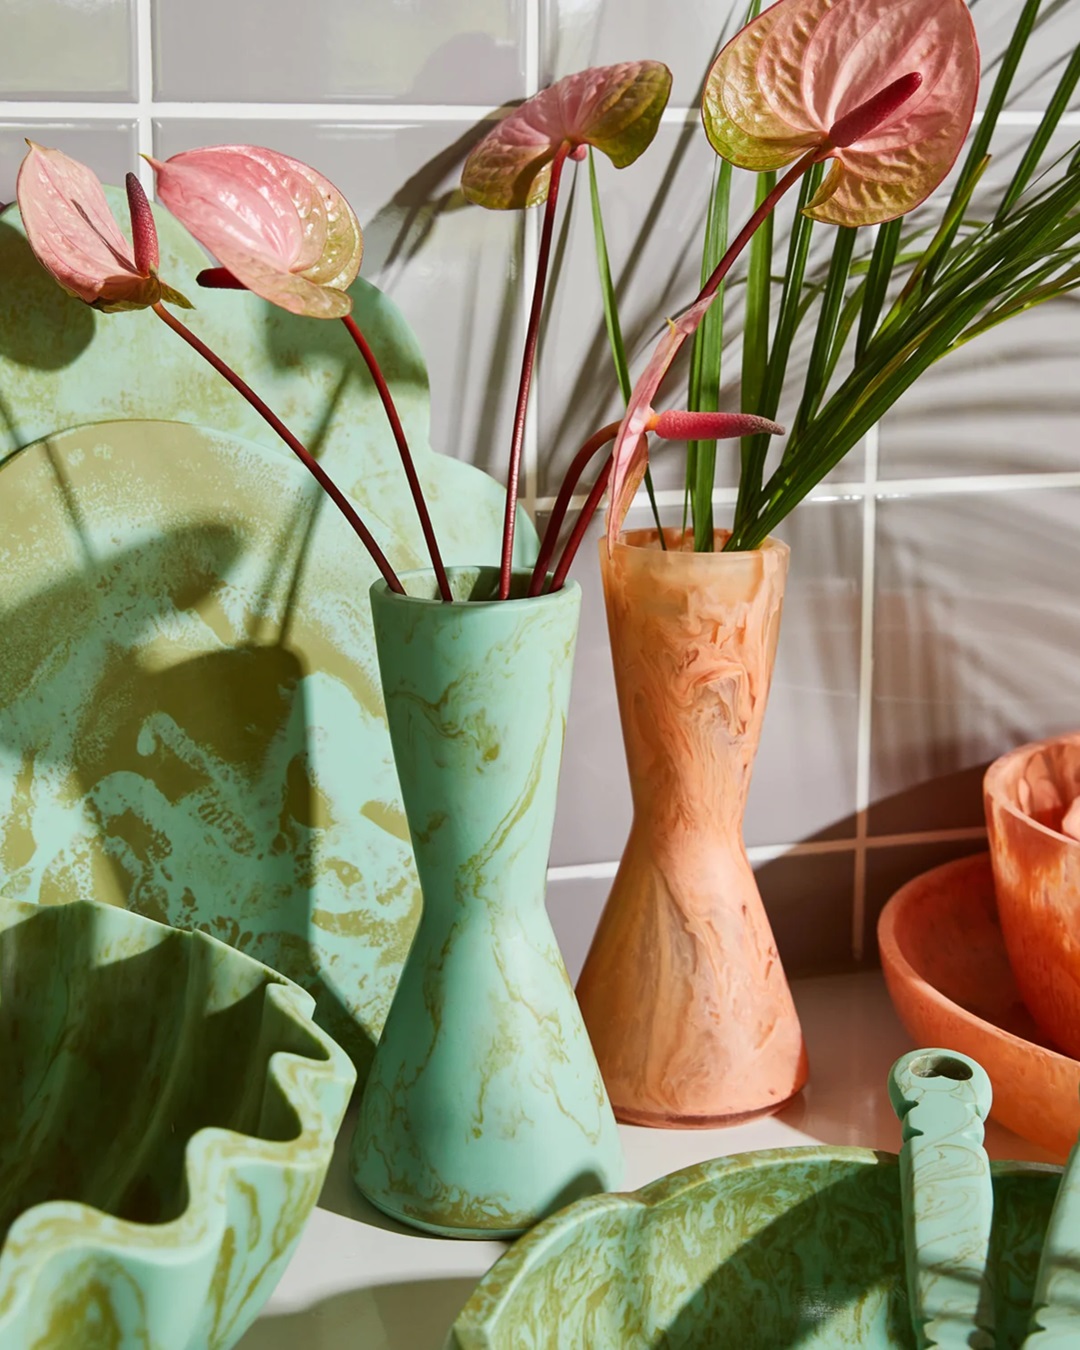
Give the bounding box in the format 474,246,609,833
1023,1089,1080,1345
889,1051,996,1350
0,894,355,1349
447,1147,1064,1348
0,192,536,1079
351,568,623,1238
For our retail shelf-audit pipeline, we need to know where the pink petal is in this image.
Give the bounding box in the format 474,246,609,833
16,142,150,306
703,0,978,226
462,62,672,210
152,145,362,319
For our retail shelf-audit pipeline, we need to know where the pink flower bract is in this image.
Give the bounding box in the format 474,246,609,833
151,145,364,319
462,62,672,210
16,143,176,312
702,0,979,226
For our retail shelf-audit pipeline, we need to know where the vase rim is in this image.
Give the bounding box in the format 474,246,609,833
611,527,788,559
983,730,1080,845
371,565,581,608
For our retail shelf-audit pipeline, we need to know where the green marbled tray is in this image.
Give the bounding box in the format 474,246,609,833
447,1146,1064,1349
0,893,355,1349
0,194,535,1077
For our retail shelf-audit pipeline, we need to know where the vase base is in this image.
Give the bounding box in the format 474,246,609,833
612,1088,803,1130
354,1183,533,1241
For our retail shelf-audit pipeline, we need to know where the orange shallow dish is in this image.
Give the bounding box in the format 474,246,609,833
984,733,1080,1059
878,852,1080,1156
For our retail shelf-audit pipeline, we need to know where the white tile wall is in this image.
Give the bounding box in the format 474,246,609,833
2,0,1079,973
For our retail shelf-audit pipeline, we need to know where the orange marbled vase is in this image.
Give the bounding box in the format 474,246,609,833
576,527,808,1127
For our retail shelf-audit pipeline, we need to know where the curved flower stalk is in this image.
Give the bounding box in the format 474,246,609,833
605,0,980,553
542,409,784,595
462,61,672,599
153,144,449,598
16,144,403,593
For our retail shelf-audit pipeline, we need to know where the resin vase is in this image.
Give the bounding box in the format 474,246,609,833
577,528,808,1127
351,567,623,1238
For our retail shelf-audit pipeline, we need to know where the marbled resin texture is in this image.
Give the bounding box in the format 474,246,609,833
985,734,1080,1060
351,569,623,1238
0,895,355,1349
447,1146,1064,1349
577,529,807,1125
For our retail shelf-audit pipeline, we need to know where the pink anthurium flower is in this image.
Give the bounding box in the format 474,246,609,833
461,61,672,210
149,145,364,319
702,0,979,226
606,319,784,546
16,144,189,312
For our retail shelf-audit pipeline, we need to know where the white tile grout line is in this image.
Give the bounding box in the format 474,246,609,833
851,422,880,962
535,469,1080,515
2,102,1075,126
522,0,541,519
134,0,154,190
546,825,989,884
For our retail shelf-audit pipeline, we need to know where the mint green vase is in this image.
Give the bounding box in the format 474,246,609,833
351,567,623,1238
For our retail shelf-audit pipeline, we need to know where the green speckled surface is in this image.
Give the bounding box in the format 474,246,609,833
0,893,355,1349
1023,1090,1080,1344
447,1147,1064,1349
0,193,536,1078
351,569,623,1237
889,1051,995,1349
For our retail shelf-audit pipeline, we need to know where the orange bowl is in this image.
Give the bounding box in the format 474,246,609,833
984,733,1080,1059
878,852,1080,1156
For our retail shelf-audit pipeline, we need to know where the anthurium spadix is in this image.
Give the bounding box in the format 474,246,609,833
150,145,364,319
703,0,979,227
461,61,672,209
16,144,189,312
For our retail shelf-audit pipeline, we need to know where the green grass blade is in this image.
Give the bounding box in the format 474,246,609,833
994,44,1080,224
688,156,732,551
587,147,665,543
856,218,902,357
793,226,857,434
733,170,776,532
951,0,1044,208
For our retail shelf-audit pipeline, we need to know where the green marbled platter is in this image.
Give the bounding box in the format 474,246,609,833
0,192,535,1077
0,893,355,1349
447,1147,1063,1349
0,419,522,1077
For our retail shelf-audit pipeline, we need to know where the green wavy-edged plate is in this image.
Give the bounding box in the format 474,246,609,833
0,193,535,1079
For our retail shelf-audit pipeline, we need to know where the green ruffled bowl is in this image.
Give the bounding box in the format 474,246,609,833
0,897,355,1348
447,1146,1062,1349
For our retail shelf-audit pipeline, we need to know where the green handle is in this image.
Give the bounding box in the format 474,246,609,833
888,1049,995,1350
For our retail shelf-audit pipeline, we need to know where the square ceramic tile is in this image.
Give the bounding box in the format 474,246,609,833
153,0,526,103
155,119,521,477
869,489,1080,837
862,838,989,962
0,0,134,98
877,127,1080,481
0,121,138,208
542,0,1079,112
536,119,866,501
541,0,743,108
547,847,856,983
973,0,1080,111
548,495,862,868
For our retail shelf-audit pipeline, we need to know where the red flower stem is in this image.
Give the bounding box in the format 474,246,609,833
698,146,822,306
527,419,621,597
152,302,404,594
548,452,614,593
340,314,451,602
499,140,573,601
